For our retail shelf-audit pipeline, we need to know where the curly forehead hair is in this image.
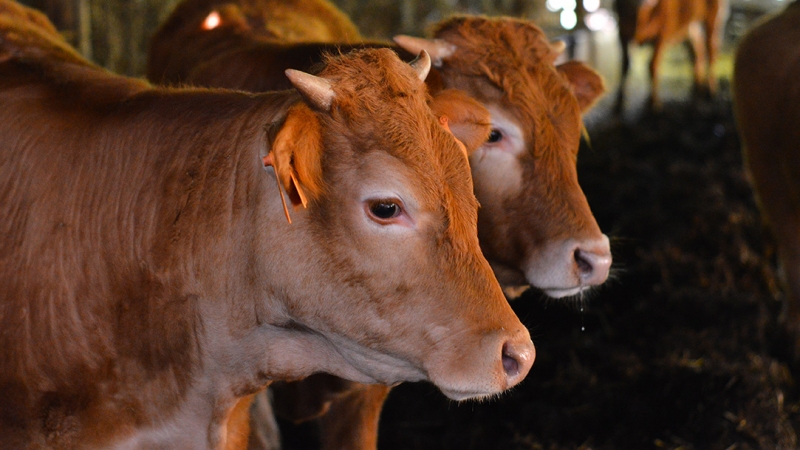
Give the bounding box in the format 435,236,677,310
431,16,559,80
317,48,429,116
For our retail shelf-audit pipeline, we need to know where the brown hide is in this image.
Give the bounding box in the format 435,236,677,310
614,0,728,111
734,2,800,353
0,2,534,448
148,0,359,86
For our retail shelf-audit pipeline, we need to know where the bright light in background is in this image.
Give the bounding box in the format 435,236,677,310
202,11,221,30
583,0,601,13
585,9,617,31
548,0,579,29
560,9,578,29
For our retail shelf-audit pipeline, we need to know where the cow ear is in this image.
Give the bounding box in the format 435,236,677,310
263,104,324,223
429,89,491,155
556,60,606,113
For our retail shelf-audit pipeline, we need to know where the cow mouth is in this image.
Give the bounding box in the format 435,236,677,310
437,387,502,402
542,285,589,298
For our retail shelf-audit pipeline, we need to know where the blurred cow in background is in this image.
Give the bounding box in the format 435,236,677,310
615,0,729,112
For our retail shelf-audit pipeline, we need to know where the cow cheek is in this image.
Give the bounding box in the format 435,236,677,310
469,151,525,263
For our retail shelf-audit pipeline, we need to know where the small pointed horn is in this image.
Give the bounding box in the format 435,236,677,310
285,69,335,111
393,35,456,67
550,39,567,55
409,50,431,81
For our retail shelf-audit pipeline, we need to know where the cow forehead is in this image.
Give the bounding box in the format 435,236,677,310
433,18,583,157
318,48,427,111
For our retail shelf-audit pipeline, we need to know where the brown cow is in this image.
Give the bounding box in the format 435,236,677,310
0,1,535,448
614,0,728,112
733,1,800,357
147,1,611,449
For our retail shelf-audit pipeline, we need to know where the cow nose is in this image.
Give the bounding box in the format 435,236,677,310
501,333,535,388
573,236,612,286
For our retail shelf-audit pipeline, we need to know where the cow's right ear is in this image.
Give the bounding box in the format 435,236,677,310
429,89,491,155
264,104,324,224
556,60,606,113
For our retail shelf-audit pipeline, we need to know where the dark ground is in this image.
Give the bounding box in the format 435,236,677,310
279,84,799,449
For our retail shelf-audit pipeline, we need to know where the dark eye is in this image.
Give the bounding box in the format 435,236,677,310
487,129,503,143
369,201,401,220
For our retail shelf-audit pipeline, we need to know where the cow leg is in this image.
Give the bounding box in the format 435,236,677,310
247,390,282,450
687,22,709,98
614,37,631,115
704,0,726,96
226,394,257,450
648,38,665,111
319,384,392,450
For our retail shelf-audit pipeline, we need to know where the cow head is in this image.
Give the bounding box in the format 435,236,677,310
258,49,533,400
394,17,612,299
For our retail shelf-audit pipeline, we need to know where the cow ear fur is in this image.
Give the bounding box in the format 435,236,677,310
556,60,606,113
263,104,324,224
429,89,491,155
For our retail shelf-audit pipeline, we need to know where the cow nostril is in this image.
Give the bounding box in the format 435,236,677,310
574,249,593,275
501,343,520,378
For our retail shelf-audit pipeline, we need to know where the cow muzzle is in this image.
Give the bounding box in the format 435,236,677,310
430,326,535,401
525,234,612,298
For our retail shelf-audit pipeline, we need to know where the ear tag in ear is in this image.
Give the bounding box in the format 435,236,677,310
289,172,309,208
438,115,468,158
263,154,293,224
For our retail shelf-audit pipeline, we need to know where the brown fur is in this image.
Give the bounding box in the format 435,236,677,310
0,2,534,448
614,0,728,111
147,3,606,449
734,1,800,358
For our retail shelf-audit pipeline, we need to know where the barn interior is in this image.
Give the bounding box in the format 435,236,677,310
16,0,797,448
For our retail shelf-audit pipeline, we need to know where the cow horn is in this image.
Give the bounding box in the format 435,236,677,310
285,69,335,111
409,50,431,81
550,39,567,55
393,35,456,67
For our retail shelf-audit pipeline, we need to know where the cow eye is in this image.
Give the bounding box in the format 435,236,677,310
487,129,503,143
369,201,401,220
365,198,405,224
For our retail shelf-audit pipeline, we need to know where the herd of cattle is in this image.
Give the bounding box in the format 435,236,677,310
0,0,796,448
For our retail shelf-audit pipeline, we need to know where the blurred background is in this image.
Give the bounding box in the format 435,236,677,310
15,0,800,448
17,0,788,120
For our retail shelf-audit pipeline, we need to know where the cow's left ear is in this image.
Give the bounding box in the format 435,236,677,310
429,89,491,155
263,103,324,223
556,60,606,113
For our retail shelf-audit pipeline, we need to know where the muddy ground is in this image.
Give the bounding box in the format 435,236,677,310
278,84,799,449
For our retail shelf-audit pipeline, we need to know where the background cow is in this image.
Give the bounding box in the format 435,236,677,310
733,1,800,360
614,0,729,112
147,1,611,449
0,1,535,447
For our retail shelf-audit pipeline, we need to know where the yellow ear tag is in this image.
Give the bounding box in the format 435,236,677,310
439,115,468,159
263,154,292,224
289,172,309,209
